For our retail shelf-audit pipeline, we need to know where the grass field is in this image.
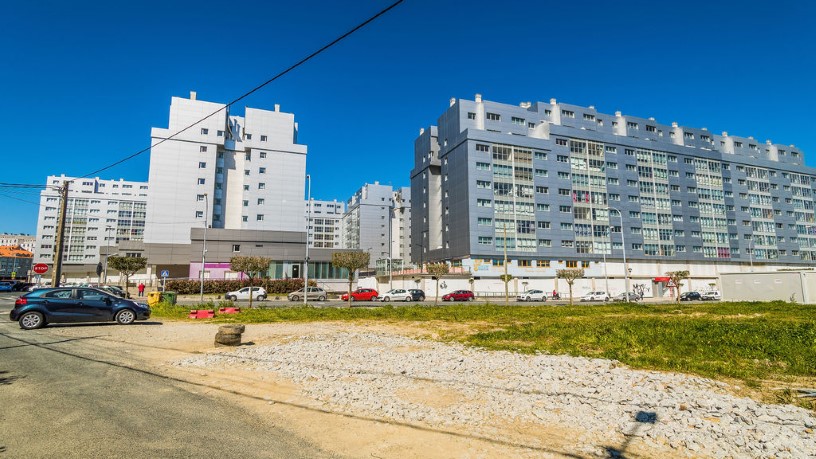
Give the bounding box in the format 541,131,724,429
151,300,816,406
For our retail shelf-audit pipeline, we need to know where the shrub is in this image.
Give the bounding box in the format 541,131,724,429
164,278,315,295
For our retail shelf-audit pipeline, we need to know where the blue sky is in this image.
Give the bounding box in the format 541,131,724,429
1,0,814,234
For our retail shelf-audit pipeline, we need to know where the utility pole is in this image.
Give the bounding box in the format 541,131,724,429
503,224,509,306
304,175,311,307
51,181,69,287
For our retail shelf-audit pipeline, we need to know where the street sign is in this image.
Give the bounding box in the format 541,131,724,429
33,263,49,275
161,270,170,278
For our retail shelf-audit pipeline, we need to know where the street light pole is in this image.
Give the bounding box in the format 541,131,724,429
304,175,311,307
748,239,754,272
609,206,629,303
103,226,114,285
200,193,208,303
503,224,509,306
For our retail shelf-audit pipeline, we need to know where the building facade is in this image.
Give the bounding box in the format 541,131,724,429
0,234,36,253
0,245,33,281
412,95,815,295
145,92,307,245
307,199,345,248
342,182,412,269
33,175,148,270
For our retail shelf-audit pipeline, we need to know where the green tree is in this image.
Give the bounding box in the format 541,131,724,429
556,269,584,306
107,256,148,293
666,270,690,303
230,256,271,308
332,251,370,307
426,262,450,305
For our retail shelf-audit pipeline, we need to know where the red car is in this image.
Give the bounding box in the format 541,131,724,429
341,288,379,301
442,290,475,302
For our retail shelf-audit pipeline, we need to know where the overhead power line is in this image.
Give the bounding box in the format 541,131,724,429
77,0,405,180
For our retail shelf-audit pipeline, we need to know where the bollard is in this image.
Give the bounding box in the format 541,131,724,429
215,324,245,346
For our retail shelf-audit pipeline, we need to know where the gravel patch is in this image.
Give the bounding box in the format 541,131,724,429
175,330,816,458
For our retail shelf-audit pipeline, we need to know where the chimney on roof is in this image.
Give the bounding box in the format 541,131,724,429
672,122,678,128
589,105,595,110
274,104,280,112
722,131,728,137
615,111,622,117
475,94,482,103
550,98,557,105
190,91,197,100
648,117,655,121
450,97,456,107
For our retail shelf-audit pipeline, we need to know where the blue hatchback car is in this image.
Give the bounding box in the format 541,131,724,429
10,287,151,330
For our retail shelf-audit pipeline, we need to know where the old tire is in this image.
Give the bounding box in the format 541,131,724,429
19,311,45,330
219,324,245,334
214,332,241,346
115,309,136,325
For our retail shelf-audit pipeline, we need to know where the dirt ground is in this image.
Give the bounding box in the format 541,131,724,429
46,320,693,458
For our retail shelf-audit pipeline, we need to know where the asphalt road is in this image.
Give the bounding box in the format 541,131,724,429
0,295,331,459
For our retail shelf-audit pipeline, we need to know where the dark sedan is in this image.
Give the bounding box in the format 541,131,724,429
442,290,475,302
10,287,151,330
679,291,702,301
408,289,426,301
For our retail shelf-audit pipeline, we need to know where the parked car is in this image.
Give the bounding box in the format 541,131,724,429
12,282,34,292
377,289,413,302
287,287,326,302
679,291,702,301
408,289,426,301
516,289,547,302
612,292,640,302
340,288,379,302
10,287,151,330
226,286,267,301
580,291,610,302
0,282,14,292
99,285,130,299
700,290,722,301
442,290,475,302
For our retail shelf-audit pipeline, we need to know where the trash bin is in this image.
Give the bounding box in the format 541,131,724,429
161,291,178,305
147,291,162,307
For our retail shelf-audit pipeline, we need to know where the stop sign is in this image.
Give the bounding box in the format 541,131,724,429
33,263,49,274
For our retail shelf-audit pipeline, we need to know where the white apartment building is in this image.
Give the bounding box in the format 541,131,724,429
0,234,36,253
307,199,345,248
342,182,412,269
34,175,148,266
145,92,307,244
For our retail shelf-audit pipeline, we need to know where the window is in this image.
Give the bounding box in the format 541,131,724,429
646,125,656,132
477,217,493,226
260,152,267,159
478,236,493,245
232,244,240,252
477,199,492,207
256,214,264,221
559,205,571,213
259,167,266,174
260,135,267,142
245,134,252,140
200,146,208,152
627,122,638,129
195,211,203,218
197,178,206,185
196,194,205,201
536,186,548,194
512,117,525,125
468,112,476,120
583,113,595,121
476,144,490,152
561,110,575,118
537,221,551,229
198,162,206,168
566,260,578,268
476,162,491,171
243,200,249,207
258,183,265,190
242,216,248,222
536,260,550,267
556,139,568,146
244,169,250,176
201,128,209,135
217,130,224,137
534,151,547,160
486,112,501,121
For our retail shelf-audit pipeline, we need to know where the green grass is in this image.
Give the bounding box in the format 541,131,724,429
149,300,816,390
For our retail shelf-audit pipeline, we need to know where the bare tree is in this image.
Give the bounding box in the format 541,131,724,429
426,262,450,305
332,251,370,307
556,269,585,306
107,256,148,294
230,256,271,308
500,273,514,305
666,270,690,303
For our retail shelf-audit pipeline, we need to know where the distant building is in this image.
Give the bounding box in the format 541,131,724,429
342,182,411,270
0,234,36,253
307,199,345,248
33,175,148,274
0,245,34,281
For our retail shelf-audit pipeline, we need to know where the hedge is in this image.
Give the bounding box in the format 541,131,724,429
164,278,315,295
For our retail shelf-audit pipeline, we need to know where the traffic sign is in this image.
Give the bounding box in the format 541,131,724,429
33,263,49,274
161,270,170,278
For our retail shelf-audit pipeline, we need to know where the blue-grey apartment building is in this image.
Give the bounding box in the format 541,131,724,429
411,95,815,295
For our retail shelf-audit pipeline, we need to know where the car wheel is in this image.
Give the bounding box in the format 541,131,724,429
318,295,326,301
19,311,45,330
291,295,300,301
419,296,425,301
383,296,390,302
468,296,474,302
258,295,266,301
228,295,237,301
115,309,136,325
404,296,411,302
525,296,532,302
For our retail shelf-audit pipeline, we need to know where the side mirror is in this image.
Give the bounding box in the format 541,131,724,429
105,297,112,305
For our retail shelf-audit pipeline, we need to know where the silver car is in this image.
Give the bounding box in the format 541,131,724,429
378,289,413,302
287,287,327,301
